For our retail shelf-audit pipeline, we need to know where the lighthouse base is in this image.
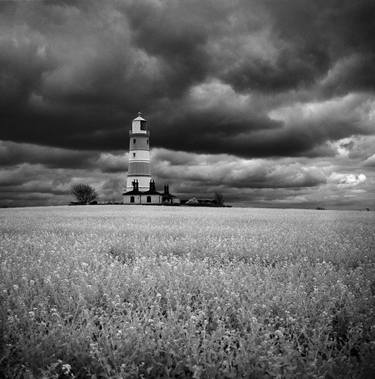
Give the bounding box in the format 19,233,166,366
123,193,162,205
125,176,152,192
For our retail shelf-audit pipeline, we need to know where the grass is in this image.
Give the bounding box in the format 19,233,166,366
1,205,374,378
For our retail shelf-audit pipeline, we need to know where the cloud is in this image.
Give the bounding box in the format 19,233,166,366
0,0,375,207
0,161,125,207
320,53,375,95
153,149,327,189
0,141,132,176
96,152,128,173
328,172,367,187
0,144,372,209
269,93,375,136
363,154,375,167
1,0,374,156
0,140,95,168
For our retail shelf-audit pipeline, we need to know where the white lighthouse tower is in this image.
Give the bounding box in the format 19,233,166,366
123,113,180,205
123,113,167,204
126,112,152,192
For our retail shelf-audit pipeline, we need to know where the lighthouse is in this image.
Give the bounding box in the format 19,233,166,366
123,113,180,205
125,112,152,192
123,113,163,204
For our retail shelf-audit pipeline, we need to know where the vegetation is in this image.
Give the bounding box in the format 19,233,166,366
1,206,374,378
71,184,97,204
213,192,224,206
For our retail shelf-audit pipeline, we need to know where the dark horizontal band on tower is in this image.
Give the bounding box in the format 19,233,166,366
129,136,150,150
127,174,152,177
129,146,149,151
129,131,150,136
128,161,151,175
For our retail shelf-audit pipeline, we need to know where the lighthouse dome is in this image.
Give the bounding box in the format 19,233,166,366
133,112,146,122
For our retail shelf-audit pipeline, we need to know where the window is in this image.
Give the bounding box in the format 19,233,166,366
133,138,136,144
130,196,135,203
147,196,151,203
133,152,136,158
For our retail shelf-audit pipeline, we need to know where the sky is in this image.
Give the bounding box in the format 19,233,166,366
1,0,375,209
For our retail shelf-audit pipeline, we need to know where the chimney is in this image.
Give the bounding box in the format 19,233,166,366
149,180,155,192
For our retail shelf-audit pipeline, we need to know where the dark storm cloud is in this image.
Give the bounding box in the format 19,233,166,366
0,145,371,208
152,149,327,190
0,0,374,157
152,148,373,209
363,154,375,168
321,53,375,96
122,0,211,97
0,140,95,168
151,90,374,158
0,160,126,207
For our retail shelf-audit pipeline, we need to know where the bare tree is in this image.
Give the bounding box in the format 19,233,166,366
71,184,97,204
214,192,224,207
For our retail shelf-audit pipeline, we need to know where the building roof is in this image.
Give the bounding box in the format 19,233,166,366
123,189,162,196
142,188,163,195
122,189,141,195
163,193,177,199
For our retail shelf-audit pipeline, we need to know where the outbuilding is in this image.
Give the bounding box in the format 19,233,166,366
123,180,162,205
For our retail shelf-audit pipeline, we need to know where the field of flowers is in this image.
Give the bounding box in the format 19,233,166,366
1,205,374,378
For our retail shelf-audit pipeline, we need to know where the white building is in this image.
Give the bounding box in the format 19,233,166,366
123,178,163,205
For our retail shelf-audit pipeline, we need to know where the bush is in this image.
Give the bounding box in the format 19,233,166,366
71,184,97,205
